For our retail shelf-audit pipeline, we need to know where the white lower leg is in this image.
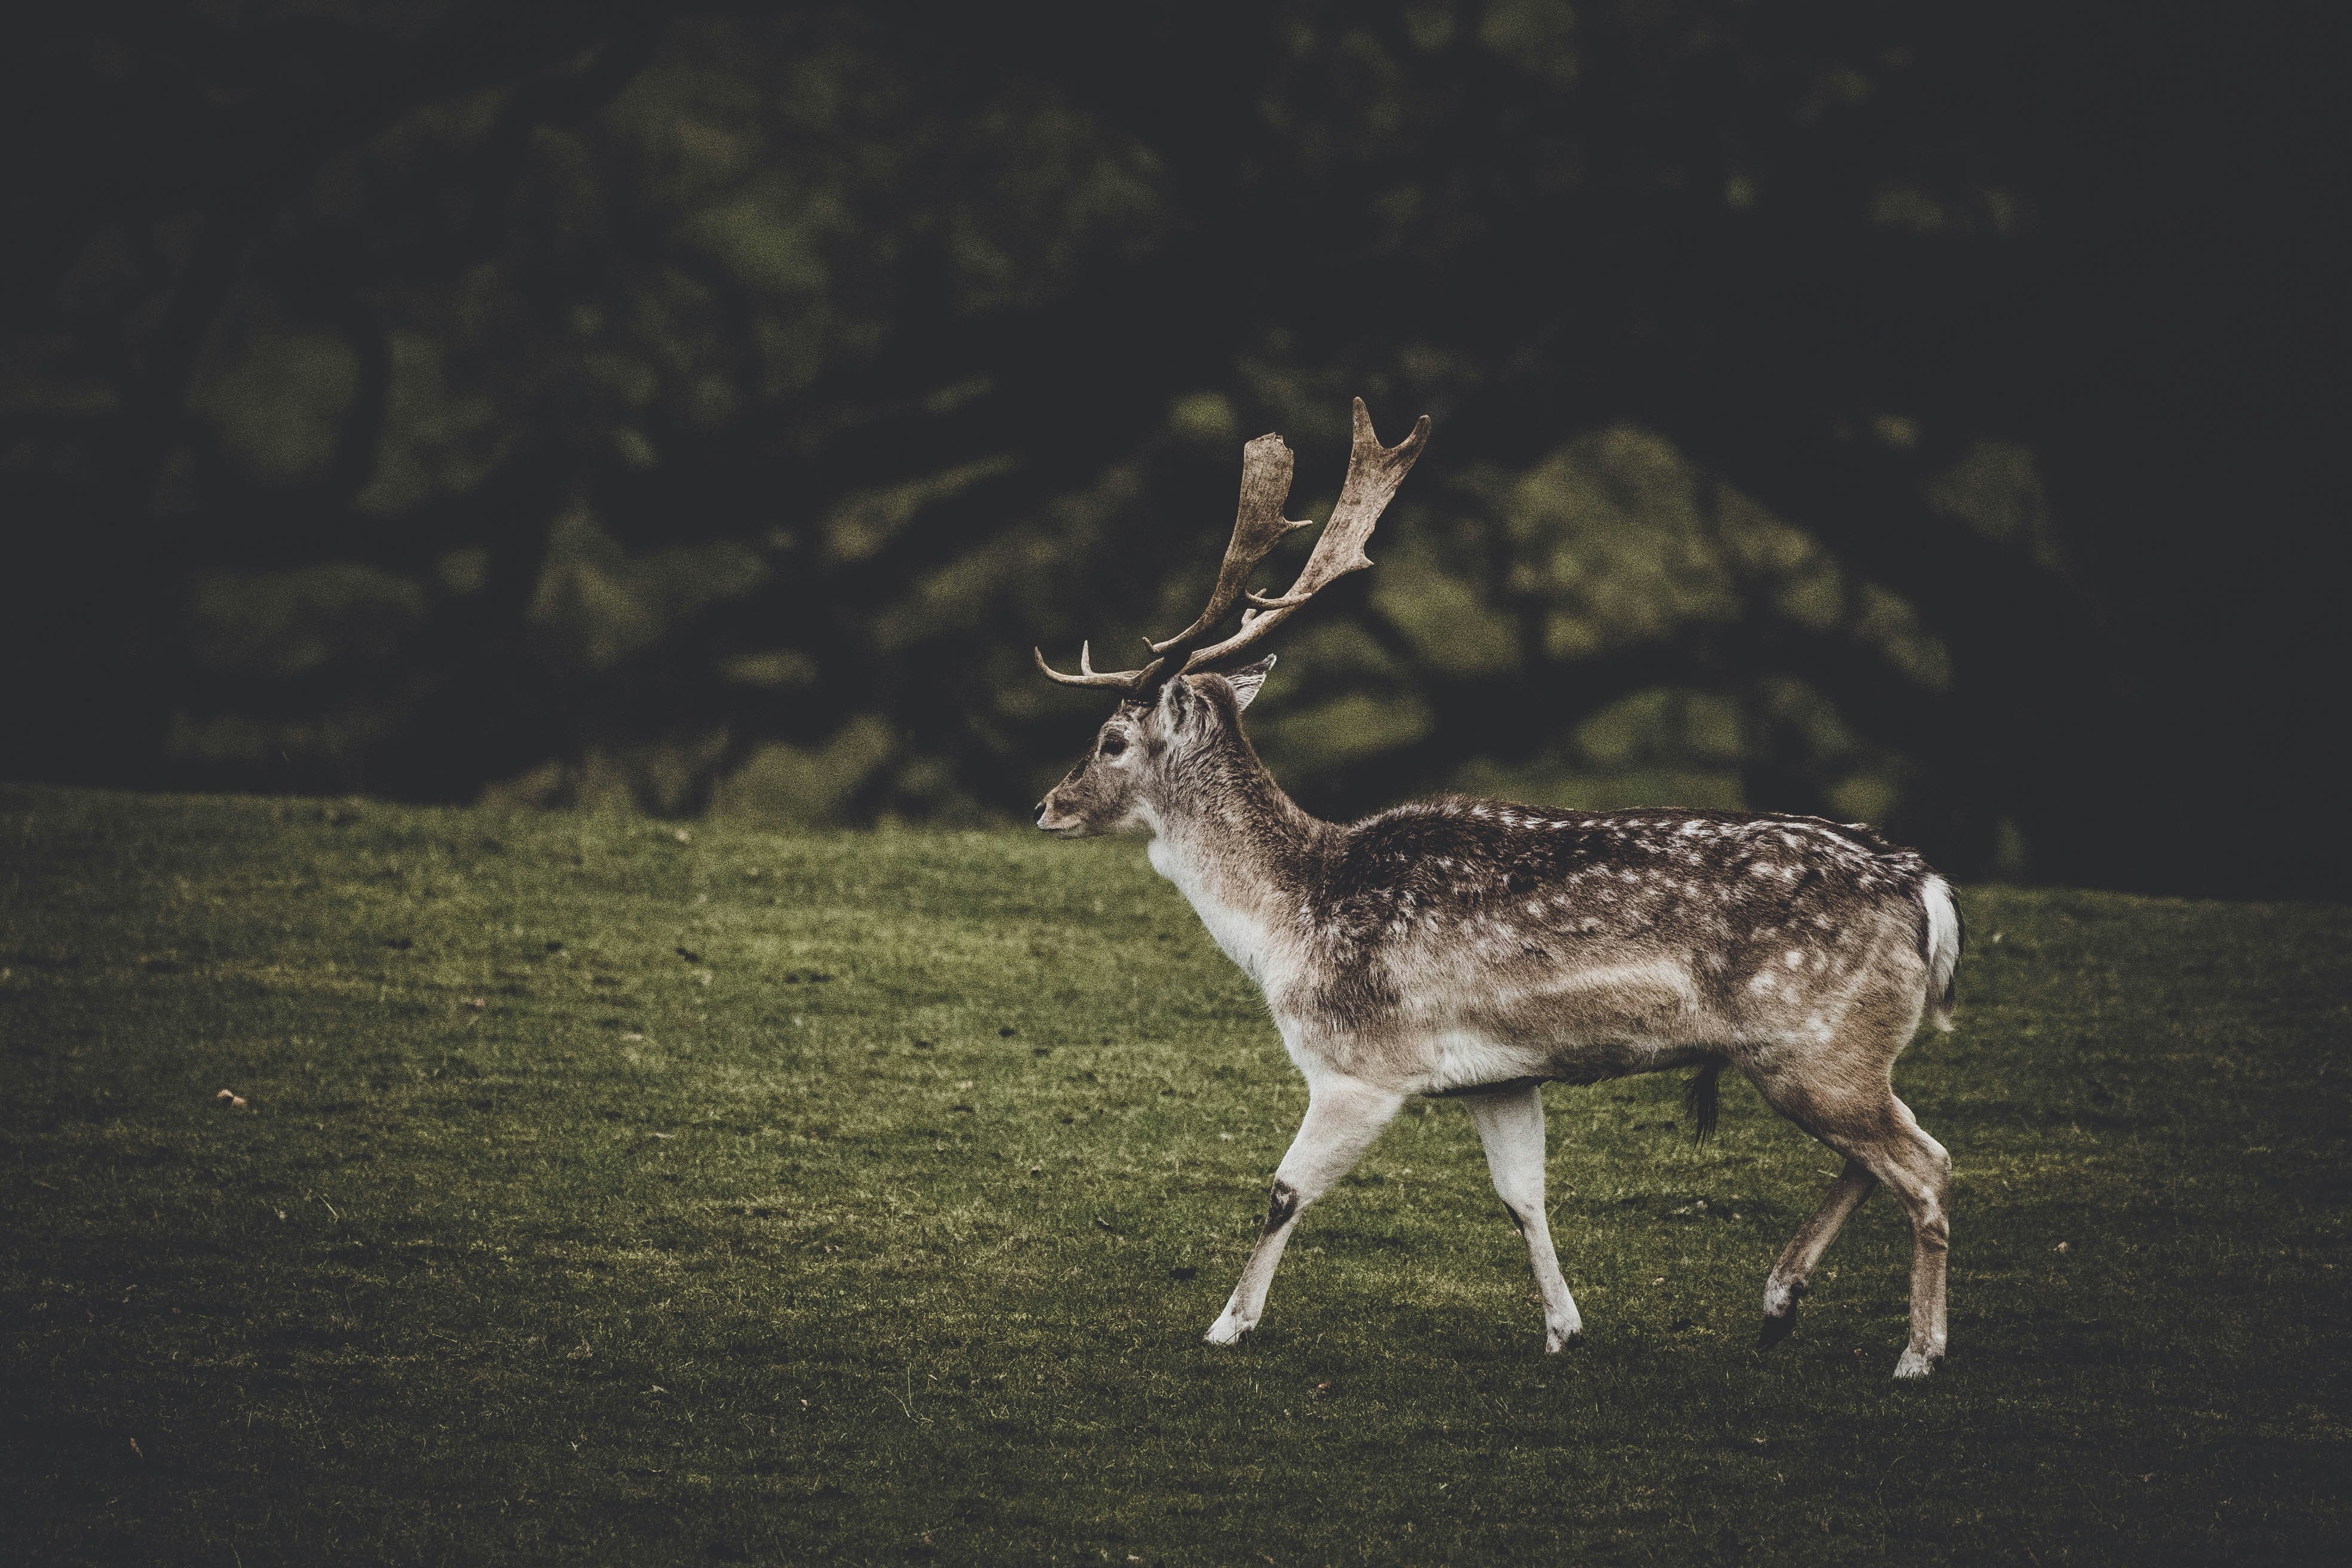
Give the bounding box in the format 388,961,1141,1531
1206,1073,1401,1346
1463,1083,1581,1352
1515,1208,1583,1352
1205,1181,1302,1343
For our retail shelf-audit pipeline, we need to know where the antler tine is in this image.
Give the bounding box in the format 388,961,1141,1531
1032,639,1156,690
1144,434,1313,661
1183,397,1432,672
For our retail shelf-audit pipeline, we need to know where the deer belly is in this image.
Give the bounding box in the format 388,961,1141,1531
1412,1030,1709,1094
1411,957,1711,1093
1413,1029,1560,1094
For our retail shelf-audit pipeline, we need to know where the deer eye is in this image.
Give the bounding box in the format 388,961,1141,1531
1099,732,1128,759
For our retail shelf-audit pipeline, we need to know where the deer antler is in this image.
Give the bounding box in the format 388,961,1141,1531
1034,397,1431,698
1148,433,1313,658
1184,398,1431,670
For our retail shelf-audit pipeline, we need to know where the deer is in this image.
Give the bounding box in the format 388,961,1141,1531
1031,399,1964,1379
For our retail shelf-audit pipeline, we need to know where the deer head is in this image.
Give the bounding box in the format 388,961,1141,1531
1032,397,1431,837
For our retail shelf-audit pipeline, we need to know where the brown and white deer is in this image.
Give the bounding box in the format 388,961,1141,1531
1033,399,1963,1378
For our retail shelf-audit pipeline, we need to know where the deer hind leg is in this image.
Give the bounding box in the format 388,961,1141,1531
1867,1097,1953,1379
1759,1158,1878,1348
1747,1072,1952,1379
1460,1082,1582,1352
1206,1073,1402,1346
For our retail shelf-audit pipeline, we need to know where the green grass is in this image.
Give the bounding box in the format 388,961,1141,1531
1,784,2347,1566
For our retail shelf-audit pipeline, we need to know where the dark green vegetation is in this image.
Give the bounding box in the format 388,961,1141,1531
6,3,2344,897
4,784,2347,1564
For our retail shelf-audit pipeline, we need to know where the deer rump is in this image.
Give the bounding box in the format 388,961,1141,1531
1033,398,1961,1380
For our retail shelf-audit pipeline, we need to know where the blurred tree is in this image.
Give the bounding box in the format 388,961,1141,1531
1,0,2341,895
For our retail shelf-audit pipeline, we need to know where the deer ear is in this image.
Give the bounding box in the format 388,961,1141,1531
1156,673,1200,730
1222,655,1275,712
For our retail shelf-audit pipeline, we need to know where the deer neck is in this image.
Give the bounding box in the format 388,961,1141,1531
1142,744,1320,984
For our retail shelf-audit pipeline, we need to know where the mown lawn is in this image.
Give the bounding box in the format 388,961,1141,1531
1,783,2346,1565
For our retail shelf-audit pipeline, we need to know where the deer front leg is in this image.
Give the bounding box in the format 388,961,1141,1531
1461,1082,1583,1352
1206,1074,1403,1346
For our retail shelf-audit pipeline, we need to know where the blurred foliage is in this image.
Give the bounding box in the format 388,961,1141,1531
1,0,2341,893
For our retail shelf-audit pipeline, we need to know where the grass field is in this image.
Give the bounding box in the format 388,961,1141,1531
2,784,2347,1565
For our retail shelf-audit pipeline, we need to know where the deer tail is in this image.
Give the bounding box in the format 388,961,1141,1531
1685,1059,1725,1146
1920,874,1964,1032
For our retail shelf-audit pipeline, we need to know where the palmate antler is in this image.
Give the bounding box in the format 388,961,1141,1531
1034,397,1433,699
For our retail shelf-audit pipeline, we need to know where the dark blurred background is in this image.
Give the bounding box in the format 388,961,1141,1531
2,1,2342,896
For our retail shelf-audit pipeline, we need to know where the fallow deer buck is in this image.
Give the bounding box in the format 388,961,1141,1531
1033,399,1964,1378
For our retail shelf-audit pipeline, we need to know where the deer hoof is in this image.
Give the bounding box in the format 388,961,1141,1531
1759,1278,1806,1348
1204,1312,1252,1346
1892,1348,1942,1380
1544,1324,1583,1355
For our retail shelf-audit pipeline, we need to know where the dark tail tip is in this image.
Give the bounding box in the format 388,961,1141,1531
1686,1060,1725,1146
